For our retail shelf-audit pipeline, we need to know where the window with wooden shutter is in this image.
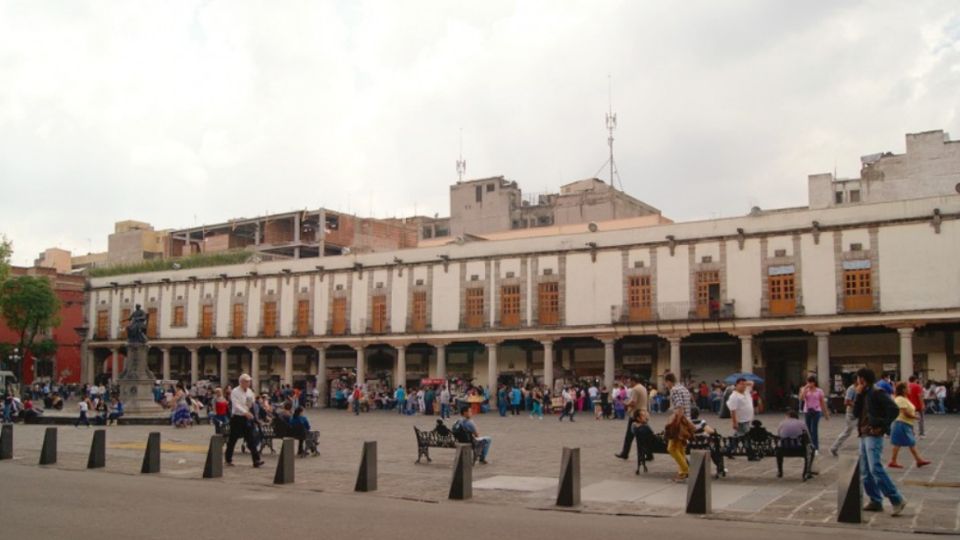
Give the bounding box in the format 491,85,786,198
411,291,427,332
147,308,158,338
173,305,185,327
263,301,277,337
538,282,559,326
232,304,245,338
96,310,108,339
371,295,387,334
695,270,720,318
843,269,873,311
768,274,796,315
500,285,521,327
465,287,484,329
332,297,347,335
120,308,131,339
297,300,310,336
200,305,213,338
627,275,652,321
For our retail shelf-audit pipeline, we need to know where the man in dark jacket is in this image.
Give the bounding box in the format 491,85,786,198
852,368,906,516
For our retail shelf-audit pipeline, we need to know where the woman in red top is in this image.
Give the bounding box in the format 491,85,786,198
213,387,229,430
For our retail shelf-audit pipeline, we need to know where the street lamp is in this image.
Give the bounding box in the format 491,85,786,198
74,325,89,386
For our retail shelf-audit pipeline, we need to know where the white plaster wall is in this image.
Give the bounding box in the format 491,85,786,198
565,251,621,325
694,242,720,262
350,273,367,333
109,290,120,339
766,235,794,257
840,228,871,251
800,232,836,315
391,268,407,333
313,276,327,335
216,281,231,337
432,263,460,331
500,258,521,278
247,280,261,336
465,260,486,280
185,284,200,337
538,255,559,275
656,245,689,303
412,266,428,283
880,221,960,310
725,239,761,318
628,248,651,268
279,276,295,335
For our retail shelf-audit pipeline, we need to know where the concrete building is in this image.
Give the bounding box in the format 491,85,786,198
809,129,960,209
34,248,72,274
80,129,960,408
438,176,664,240
107,220,168,266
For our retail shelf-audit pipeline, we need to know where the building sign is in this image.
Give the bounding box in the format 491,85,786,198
842,260,871,270
768,264,796,276
622,355,652,366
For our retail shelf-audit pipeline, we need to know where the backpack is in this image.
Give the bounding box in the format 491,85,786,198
451,420,473,443
718,387,734,419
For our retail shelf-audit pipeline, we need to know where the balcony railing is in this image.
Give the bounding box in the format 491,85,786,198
615,300,736,323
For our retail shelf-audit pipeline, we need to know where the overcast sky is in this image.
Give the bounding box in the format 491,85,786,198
1,1,958,265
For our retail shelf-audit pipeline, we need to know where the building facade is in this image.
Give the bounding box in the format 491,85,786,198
84,190,960,408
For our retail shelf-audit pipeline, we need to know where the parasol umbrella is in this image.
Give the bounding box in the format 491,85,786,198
723,372,764,385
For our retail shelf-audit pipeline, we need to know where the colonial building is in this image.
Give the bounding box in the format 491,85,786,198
83,130,960,408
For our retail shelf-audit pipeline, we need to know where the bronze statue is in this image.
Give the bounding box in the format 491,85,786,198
126,304,149,344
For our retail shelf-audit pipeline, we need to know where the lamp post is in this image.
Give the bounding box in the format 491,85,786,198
8,347,22,395
74,325,89,386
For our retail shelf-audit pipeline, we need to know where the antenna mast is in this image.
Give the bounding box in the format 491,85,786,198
605,74,621,189
456,128,466,182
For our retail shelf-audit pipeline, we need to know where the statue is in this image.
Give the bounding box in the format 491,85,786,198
125,304,149,344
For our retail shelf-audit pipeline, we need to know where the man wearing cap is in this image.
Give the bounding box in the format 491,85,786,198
225,373,264,468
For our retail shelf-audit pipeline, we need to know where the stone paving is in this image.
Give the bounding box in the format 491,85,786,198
2,407,958,534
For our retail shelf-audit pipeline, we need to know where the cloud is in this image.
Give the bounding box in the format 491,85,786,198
0,0,958,265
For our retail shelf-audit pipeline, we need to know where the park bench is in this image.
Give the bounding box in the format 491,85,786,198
634,431,725,478
216,419,278,455
414,419,482,464
719,430,815,480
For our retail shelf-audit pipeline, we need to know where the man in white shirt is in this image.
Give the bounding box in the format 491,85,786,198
725,378,754,455
225,374,263,468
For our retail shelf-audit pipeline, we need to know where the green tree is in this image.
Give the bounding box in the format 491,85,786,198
0,275,60,381
0,235,10,288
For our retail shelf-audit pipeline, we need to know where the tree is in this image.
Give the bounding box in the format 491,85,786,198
0,235,10,289
0,275,60,381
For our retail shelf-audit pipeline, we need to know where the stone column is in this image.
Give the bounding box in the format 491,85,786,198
161,347,171,381
396,345,406,389
219,347,229,387
111,348,119,383
668,336,682,378
86,349,96,386
541,340,554,391
739,334,753,374
486,342,499,396
355,346,365,386
189,348,199,385
250,347,260,392
815,331,830,391
898,327,915,382
283,346,294,386
603,338,615,390
315,346,327,407
436,343,447,381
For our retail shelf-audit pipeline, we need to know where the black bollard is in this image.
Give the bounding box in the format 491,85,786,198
274,438,295,485
141,432,160,474
0,424,12,460
355,441,378,492
556,447,581,507
837,455,862,524
686,450,712,514
203,435,224,479
448,443,473,500
87,429,106,469
39,427,57,465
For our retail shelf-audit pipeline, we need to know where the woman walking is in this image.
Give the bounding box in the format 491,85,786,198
889,382,932,469
799,376,829,450
530,388,544,419
171,384,193,428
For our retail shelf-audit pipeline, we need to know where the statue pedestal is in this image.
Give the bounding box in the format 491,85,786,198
118,344,165,416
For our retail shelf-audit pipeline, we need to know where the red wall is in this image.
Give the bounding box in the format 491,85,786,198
0,268,85,385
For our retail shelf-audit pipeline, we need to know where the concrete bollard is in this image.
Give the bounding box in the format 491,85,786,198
556,447,581,507
837,455,862,524
355,441,378,492
0,424,12,460
274,438,295,485
203,435,224,479
448,443,473,500
39,427,57,465
141,432,160,474
87,429,106,469
686,450,712,514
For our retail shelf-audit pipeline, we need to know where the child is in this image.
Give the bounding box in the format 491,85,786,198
75,398,90,428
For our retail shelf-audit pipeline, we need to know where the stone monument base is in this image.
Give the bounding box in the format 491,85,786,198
118,343,165,417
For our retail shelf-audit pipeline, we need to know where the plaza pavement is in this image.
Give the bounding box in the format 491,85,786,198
1,407,958,535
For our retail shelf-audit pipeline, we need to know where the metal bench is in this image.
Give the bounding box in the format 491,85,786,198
414,419,481,464
634,429,724,478
721,431,815,480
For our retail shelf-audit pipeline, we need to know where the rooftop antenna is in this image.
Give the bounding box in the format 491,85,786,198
456,128,466,183
595,75,623,190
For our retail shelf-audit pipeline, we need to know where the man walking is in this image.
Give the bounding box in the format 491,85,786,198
725,377,754,455
440,385,451,419
830,380,859,456
225,374,264,468
615,375,649,460
394,385,406,415
853,368,906,516
665,373,692,418
906,376,925,437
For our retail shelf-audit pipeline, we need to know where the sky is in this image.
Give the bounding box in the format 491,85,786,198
1,0,959,266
